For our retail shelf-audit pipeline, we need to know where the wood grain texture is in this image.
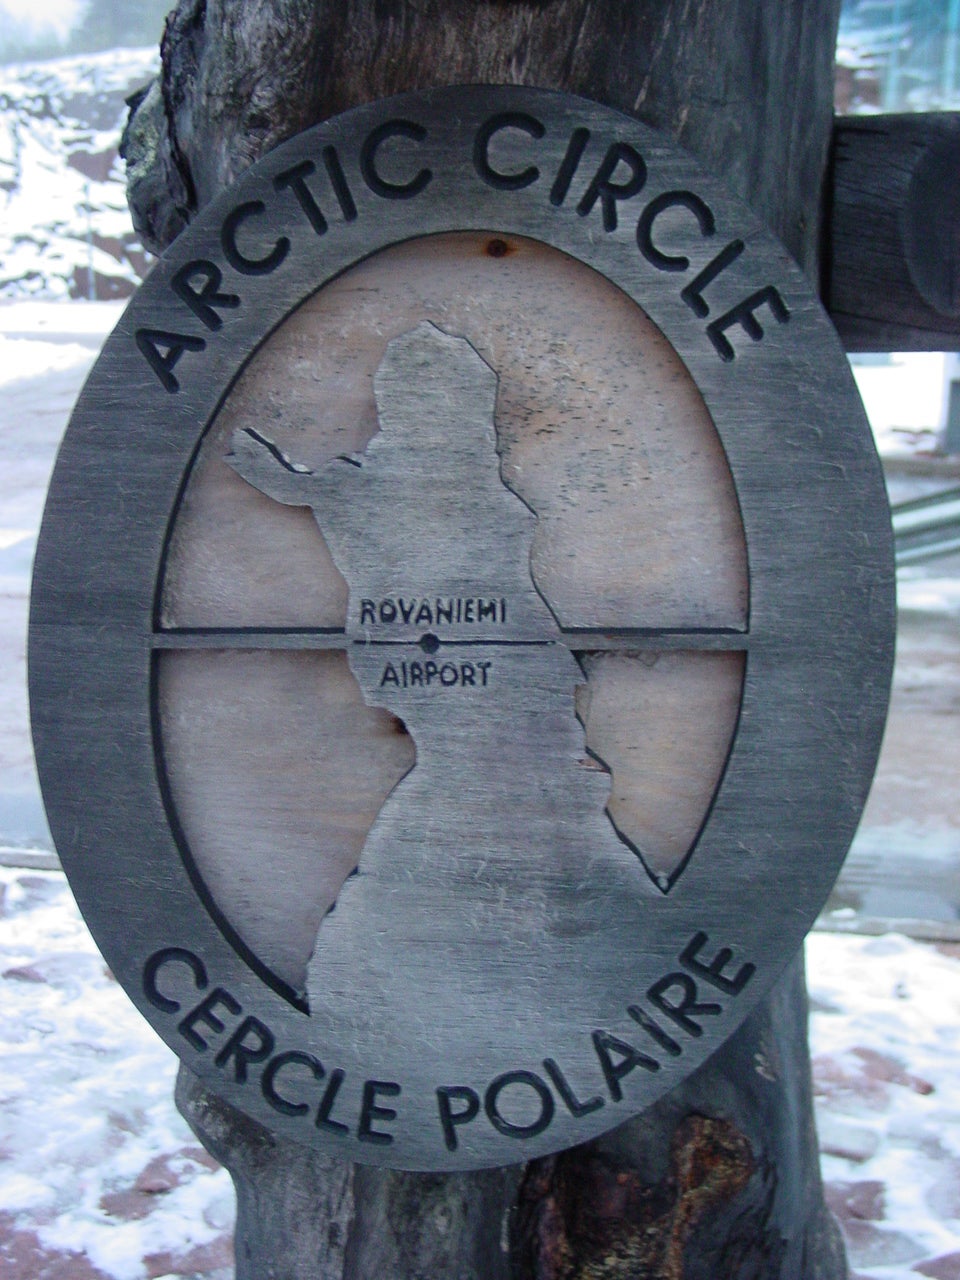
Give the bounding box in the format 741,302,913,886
176,1065,524,1280
125,0,837,274
577,651,745,882
112,0,851,1273
159,315,744,1005
158,649,416,992
826,112,960,352
158,641,745,998
123,8,960,357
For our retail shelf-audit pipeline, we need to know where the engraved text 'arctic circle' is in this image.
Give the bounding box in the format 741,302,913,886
28,86,894,1170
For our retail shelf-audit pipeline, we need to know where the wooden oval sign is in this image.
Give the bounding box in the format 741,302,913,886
29,86,894,1170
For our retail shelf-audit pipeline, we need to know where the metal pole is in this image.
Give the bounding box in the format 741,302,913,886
944,356,960,454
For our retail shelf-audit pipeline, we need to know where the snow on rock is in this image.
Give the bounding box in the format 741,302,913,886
0,49,158,301
808,932,960,1279
0,867,235,1280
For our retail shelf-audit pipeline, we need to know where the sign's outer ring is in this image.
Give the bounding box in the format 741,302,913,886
29,86,894,1170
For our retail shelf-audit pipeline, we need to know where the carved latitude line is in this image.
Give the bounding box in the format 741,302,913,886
150,629,750,651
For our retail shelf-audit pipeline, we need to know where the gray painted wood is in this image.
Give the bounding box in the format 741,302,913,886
32,95,892,1167
827,113,960,352
159,233,747,634
124,0,837,274
221,323,659,1048
156,234,747,992
29,81,892,1268
49,0,881,1267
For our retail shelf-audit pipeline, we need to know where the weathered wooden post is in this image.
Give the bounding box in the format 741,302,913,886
29,3,899,1277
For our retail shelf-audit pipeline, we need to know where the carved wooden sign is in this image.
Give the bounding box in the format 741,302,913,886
29,87,894,1170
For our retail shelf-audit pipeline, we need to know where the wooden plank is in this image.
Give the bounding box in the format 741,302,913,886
32,85,893,1188
826,113,960,352
161,234,749,633
158,311,748,999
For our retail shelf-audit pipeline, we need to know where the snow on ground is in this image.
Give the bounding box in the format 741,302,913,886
0,866,234,1280
0,300,125,851
850,355,951,460
0,49,157,300
1,305,958,1276
809,932,960,1280
899,568,960,620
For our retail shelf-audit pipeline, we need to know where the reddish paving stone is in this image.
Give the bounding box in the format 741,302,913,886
0,1214,113,1280
825,1180,886,1223
842,1219,925,1269
813,1046,935,1113
144,1233,234,1278
133,1155,182,1196
180,1143,220,1173
914,1252,960,1279
813,1053,889,1109
2,963,47,983
98,1186,155,1221
100,1147,224,1222
853,1046,935,1095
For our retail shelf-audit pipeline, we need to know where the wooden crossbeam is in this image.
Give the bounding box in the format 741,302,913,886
826,112,960,352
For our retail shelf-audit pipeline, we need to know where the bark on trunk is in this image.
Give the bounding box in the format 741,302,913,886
124,3,848,1276
125,0,836,272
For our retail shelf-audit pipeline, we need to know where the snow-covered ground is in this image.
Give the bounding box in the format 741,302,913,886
0,867,234,1280
811,931,960,1279
0,301,124,854
0,49,157,300
852,355,950,460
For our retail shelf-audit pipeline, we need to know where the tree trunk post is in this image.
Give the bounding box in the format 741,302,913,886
124,4,848,1276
